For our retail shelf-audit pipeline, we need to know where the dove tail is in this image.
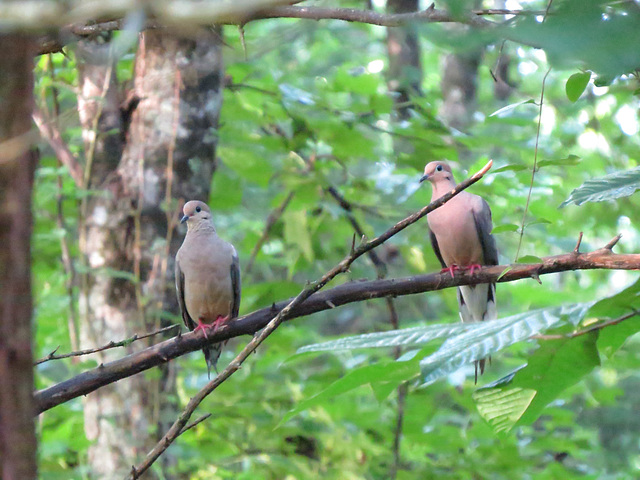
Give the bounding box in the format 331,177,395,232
203,342,225,378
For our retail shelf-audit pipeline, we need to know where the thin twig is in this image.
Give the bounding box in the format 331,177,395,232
34,324,180,365
515,67,551,261
533,310,638,340
574,231,583,254
127,160,495,478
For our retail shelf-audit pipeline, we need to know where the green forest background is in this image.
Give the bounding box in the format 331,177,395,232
27,0,640,478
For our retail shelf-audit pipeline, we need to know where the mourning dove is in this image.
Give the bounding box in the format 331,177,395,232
420,161,498,379
175,200,241,376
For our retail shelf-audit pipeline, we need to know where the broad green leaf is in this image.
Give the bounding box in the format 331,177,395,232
565,72,591,102
283,209,314,263
492,223,519,234
279,359,419,426
475,332,600,433
296,323,474,354
588,278,640,319
514,333,600,426
560,166,640,207
473,387,537,434
516,255,543,264
419,304,593,385
492,164,528,173
537,154,581,168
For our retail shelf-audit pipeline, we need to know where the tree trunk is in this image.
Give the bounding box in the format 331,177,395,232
76,29,224,478
0,35,38,480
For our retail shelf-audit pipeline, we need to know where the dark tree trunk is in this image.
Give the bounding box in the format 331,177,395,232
76,29,224,478
0,35,38,480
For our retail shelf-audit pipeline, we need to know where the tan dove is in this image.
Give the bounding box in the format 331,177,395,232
175,200,241,376
420,161,498,380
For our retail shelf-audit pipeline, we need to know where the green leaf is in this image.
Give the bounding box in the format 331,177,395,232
473,387,537,434
419,304,593,385
296,323,474,354
279,359,419,426
283,209,314,263
493,164,528,173
497,266,513,281
537,154,581,168
565,72,591,102
560,166,640,207
475,332,600,433
492,223,519,234
516,255,543,264
489,99,536,117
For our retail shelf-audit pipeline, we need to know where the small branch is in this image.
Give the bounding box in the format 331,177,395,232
574,231,583,254
34,324,180,365
533,310,638,340
603,234,622,251
32,107,84,186
126,160,494,477
34,232,640,414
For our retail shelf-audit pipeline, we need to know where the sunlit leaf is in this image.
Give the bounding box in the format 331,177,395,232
473,387,537,434
565,72,591,102
296,323,473,354
560,166,640,207
419,304,593,385
492,223,519,234
516,255,543,264
489,99,536,117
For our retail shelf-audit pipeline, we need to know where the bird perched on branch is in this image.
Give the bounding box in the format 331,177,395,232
175,200,241,376
419,161,498,380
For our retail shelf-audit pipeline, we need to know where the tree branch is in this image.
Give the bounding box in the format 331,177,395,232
34,239,640,414
36,160,493,416
37,3,499,55
32,107,84,186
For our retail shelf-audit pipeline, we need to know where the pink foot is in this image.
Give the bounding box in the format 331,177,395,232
441,265,460,278
194,317,210,339
211,314,230,332
466,264,482,275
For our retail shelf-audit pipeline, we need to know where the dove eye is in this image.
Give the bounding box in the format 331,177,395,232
195,206,202,213
436,165,443,172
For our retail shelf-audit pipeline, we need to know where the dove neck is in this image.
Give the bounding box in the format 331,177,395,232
188,221,217,234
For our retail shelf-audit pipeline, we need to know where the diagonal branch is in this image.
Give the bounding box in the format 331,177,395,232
32,107,84,186
34,232,640,415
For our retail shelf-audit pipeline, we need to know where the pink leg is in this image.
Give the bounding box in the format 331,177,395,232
466,264,482,276
193,317,210,339
211,314,230,332
441,264,460,278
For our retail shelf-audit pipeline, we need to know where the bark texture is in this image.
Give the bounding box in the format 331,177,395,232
76,29,223,478
0,35,38,480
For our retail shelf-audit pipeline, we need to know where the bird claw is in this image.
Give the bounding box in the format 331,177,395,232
441,265,460,278
211,314,230,332
194,319,210,339
467,264,482,276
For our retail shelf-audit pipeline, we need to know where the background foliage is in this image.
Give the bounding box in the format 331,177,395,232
33,0,640,478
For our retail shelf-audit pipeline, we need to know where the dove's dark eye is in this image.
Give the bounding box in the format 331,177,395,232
436,165,443,172
195,206,202,213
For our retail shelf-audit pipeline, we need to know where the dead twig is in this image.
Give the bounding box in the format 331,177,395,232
34,324,180,365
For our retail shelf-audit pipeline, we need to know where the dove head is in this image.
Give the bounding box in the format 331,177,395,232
181,200,214,231
419,161,456,187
